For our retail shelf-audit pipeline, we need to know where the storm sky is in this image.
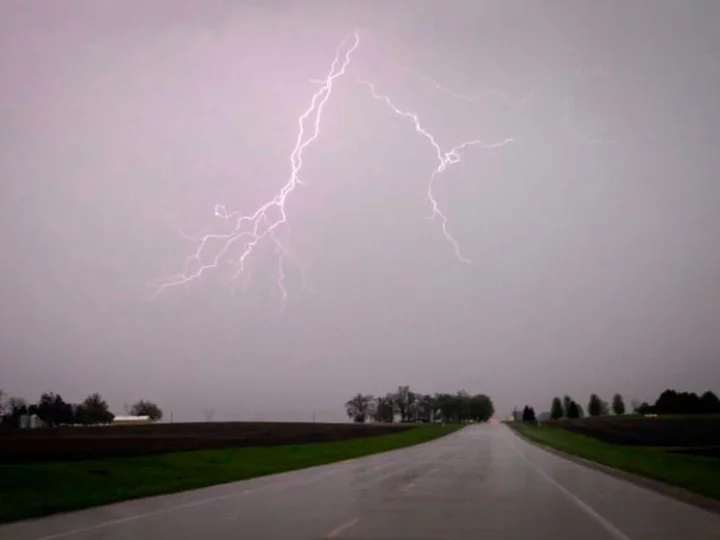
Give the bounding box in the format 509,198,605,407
1,0,719,421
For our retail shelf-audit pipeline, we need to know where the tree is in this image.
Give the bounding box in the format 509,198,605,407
522,405,536,423
73,404,89,425
457,390,471,422
611,393,626,415
588,394,608,417
562,395,573,418
631,389,720,415
700,391,720,414
130,400,163,421
372,394,395,423
56,395,74,425
576,403,585,418
37,392,69,426
468,394,494,422
416,394,435,423
550,397,564,420
81,393,114,425
435,393,461,423
346,388,496,424
345,394,373,423
654,389,701,415
1,396,27,429
407,391,419,422
636,401,654,414
8,397,27,415
36,393,53,425
366,398,378,422
393,386,416,422
567,400,581,419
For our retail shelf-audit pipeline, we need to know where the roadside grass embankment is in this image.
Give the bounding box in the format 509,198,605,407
509,421,720,503
0,424,461,524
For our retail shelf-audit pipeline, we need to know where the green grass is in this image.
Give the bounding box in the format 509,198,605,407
0,424,460,524
509,422,720,500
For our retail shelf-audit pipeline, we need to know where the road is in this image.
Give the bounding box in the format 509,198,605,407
2,425,719,540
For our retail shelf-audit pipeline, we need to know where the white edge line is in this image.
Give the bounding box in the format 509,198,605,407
504,429,632,540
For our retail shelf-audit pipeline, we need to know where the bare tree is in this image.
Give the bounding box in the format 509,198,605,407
345,394,373,423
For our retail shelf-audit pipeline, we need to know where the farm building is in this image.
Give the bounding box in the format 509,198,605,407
112,415,152,425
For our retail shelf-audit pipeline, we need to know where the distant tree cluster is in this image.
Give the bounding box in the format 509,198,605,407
510,405,538,423
634,389,720,415
537,388,720,423
547,394,586,420
0,389,164,429
345,386,494,424
0,391,114,428
521,406,536,423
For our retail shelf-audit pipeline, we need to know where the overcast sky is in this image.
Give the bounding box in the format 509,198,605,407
1,0,719,421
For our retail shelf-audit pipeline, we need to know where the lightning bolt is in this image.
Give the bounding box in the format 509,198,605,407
358,79,515,263
149,32,361,305
148,32,564,305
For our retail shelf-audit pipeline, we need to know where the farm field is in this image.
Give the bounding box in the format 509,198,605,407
0,421,413,462
549,415,720,447
0,423,460,524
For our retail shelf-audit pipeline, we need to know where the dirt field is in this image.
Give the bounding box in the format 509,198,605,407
0,421,411,462
551,416,720,447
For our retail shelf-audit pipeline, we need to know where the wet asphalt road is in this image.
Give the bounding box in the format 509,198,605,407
2,424,719,540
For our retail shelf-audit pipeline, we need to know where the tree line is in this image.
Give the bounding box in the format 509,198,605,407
345,386,495,424
0,389,163,429
525,388,720,422
634,389,720,416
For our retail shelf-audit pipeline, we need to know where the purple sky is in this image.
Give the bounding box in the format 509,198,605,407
1,0,719,421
